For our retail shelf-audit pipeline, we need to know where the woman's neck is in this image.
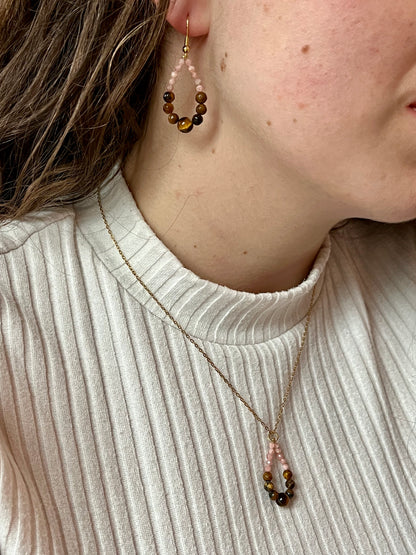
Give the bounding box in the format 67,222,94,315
123,95,347,293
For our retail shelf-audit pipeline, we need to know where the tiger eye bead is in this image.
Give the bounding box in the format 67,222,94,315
163,103,174,114
196,103,207,115
269,491,278,501
263,472,273,482
177,117,194,133
192,114,203,126
168,113,179,124
286,489,294,498
285,479,295,489
276,492,289,506
265,482,275,492
163,91,175,102
283,470,292,480
195,91,207,104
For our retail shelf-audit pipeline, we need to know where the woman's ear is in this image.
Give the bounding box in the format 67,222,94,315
156,0,210,37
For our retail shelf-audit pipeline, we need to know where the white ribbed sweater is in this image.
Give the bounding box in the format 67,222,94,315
0,168,415,554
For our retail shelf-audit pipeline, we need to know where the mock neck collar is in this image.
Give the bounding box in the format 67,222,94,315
75,167,331,345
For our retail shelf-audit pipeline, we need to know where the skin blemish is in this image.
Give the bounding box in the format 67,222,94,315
263,4,270,13
298,103,308,110
194,244,197,249
301,45,310,54
225,52,228,58
211,148,216,154
243,251,248,255
220,58,227,72
293,118,298,123
266,121,272,126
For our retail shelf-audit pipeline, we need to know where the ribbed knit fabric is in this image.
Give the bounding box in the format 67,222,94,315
0,167,415,554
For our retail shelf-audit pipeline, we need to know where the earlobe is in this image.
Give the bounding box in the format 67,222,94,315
164,0,210,37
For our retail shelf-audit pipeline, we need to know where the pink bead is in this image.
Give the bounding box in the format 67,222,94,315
191,72,197,79
269,443,275,449
195,79,202,85
280,459,287,467
283,464,290,471
168,80,175,87
186,58,192,66
265,465,272,472
171,71,177,78
166,86,173,92
196,85,204,92
188,65,195,72
175,65,182,72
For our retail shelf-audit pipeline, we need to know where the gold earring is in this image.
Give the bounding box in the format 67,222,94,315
162,17,208,133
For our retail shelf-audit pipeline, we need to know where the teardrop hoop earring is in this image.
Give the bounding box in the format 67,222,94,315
162,17,208,134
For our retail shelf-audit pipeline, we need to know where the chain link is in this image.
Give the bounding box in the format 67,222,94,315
97,184,317,439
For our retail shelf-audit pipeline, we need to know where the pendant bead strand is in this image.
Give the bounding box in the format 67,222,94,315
263,442,296,506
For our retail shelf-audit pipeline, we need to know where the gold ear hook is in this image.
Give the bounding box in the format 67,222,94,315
182,16,190,58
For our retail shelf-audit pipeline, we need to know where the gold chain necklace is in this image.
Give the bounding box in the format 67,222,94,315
97,183,317,507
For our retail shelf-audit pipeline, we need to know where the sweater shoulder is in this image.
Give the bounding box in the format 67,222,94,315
0,207,76,256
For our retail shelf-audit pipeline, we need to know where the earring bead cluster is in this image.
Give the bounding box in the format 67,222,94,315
163,56,208,133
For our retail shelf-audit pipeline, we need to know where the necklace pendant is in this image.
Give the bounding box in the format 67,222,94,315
263,441,296,506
